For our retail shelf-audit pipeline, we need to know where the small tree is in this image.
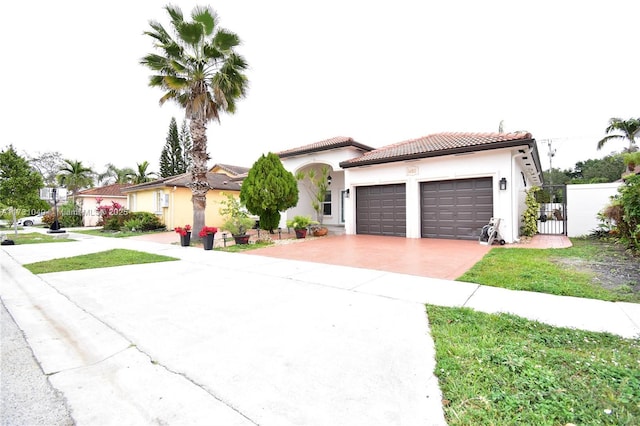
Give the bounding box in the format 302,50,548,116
521,186,541,237
0,145,49,232
296,166,330,225
240,153,298,232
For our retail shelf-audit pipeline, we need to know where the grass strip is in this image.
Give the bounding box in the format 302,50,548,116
1,232,73,245
24,249,178,274
457,239,638,302
427,305,640,426
215,241,273,252
72,229,167,238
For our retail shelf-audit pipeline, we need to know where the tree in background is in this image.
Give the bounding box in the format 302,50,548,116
28,151,64,187
56,159,95,202
179,119,193,172
544,154,626,185
597,117,640,152
141,5,249,236
0,145,49,227
159,117,188,177
240,153,298,232
97,163,136,185
130,161,158,184
571,155,625,183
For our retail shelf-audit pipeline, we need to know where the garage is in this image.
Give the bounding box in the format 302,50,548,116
421,178,493,240
356,184,406,236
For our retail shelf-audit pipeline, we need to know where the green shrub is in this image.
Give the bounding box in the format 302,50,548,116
104,215,123,231
123,218,144,232
129,211,164,231
286,215,313,230
520,186,540,237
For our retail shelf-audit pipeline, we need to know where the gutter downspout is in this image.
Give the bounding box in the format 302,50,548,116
511,151,522,243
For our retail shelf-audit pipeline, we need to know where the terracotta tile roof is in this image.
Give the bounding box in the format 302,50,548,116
340,132,535,168
77,183,130,197
277,136,374,158
121,172,241,192
211,163,250,176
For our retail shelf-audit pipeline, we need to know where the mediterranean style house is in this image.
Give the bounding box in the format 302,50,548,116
278,132,543,243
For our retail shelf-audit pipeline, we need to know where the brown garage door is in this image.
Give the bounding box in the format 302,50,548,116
356,184,406,236
421,178,493,240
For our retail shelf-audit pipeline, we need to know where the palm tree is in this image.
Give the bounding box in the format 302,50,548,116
141,5,248,234
97,163,136,185
130,161,158,184
57,159,95,202
597,117,640,152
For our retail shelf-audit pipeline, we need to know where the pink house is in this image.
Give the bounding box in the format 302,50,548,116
76,184,130,226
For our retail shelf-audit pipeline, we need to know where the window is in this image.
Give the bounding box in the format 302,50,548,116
323,191,332,216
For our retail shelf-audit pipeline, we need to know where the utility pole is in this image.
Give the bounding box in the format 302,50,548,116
545,139,556,185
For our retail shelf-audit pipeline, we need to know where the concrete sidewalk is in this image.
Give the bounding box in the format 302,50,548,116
1,230,639,425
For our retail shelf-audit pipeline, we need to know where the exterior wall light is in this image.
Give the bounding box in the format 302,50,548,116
499,177,507,191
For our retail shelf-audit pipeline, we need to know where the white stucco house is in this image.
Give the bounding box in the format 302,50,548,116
278,132,544,243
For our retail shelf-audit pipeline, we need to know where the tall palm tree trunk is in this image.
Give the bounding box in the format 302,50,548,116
189,118,210,236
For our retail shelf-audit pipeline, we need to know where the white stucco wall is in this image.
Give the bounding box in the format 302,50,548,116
343,146,539,242
280,147,365,227
566,182,621,237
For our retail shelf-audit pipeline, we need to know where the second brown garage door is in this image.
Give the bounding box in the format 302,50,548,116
356,184,406,236
421,178,493,240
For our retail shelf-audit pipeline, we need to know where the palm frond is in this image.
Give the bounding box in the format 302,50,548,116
177,22,204,46
163,75,188,90
164,5,184,27
192,6,217,36
597,134,623,150
213,30,241,51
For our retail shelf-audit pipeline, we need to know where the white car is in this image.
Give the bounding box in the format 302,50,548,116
16,213,45,226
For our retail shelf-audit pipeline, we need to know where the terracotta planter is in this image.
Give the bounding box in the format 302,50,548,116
295,228,307,239
180,232,191,247
312,227,328,237
233,234,250,245
202,233,215,250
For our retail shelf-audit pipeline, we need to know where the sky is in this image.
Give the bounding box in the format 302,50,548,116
2,1,638,176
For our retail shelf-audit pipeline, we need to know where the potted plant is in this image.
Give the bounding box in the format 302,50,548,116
175,224,191,246
219,194,255,245
296,166,330,237
199,226,217,250
286,215,313,239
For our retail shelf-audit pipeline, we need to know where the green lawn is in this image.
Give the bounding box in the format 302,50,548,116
72,229,167,238
428,305,640,426
24,249,178,274
457,239,639,303
1,232,73,244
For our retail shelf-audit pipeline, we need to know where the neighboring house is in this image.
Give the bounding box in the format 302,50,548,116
210,163,250,178
76,184,130,226
122,172,241,230
278,133,543,243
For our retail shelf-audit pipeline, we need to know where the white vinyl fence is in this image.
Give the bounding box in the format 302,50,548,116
566,182,622,237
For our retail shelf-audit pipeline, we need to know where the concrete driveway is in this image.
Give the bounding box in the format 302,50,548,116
248,234,492,280
1,234,447,425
